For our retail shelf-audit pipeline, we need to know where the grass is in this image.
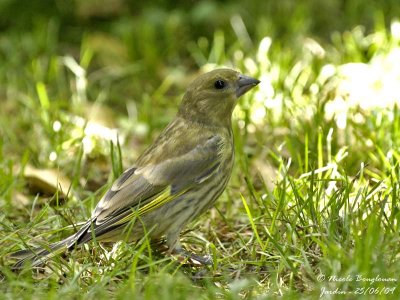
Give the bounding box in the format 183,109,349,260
1,1,400,299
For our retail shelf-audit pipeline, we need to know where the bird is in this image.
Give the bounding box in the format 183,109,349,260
10,68,260,269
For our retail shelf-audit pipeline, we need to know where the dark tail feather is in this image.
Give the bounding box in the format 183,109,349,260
10,222,92,270
10,235,77,269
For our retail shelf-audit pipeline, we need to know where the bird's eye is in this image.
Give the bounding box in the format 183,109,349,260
214,80,226,89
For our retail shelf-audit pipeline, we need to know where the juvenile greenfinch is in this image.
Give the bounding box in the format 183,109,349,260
11,68,260,268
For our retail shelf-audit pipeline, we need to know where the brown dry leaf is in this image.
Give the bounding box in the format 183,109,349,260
13,192,31,208
75,0,125,19
252,158,277,191
24,164,72,200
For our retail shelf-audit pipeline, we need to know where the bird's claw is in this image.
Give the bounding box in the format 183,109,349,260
172,248,213,266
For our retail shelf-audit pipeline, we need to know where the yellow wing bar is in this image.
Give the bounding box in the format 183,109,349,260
113,187,187,226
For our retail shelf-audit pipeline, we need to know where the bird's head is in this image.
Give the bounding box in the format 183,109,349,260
178,69,260,127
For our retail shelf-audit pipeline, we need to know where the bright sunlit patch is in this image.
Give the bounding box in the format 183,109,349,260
353,113,365,124
323,39,400,128
82,136,95,154
391,20,400,40
257,74,274,99
247,123,256,133
366,139,373,147
237,119,246,129
249,21,400,130
250,106,266,125
62,56,87,103
244,57,258,75
304,37,326,59
49,151,57,162
248,72,278,124
257,37,272,63
234,50,244,61
53,120,62,132
318,64,336,84
338,56,400,109
336,111,347,130
84,122,119,144
67,115,123,155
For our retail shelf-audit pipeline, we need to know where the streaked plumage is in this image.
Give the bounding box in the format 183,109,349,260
11,68,260,268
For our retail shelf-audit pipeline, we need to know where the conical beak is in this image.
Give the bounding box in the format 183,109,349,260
236,74,260,97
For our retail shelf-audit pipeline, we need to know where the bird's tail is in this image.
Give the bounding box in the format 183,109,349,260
10,222,91,270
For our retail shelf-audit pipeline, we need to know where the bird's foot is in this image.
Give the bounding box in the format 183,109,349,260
172,248,213,266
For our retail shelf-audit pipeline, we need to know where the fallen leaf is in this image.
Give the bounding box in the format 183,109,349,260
24,164,72,200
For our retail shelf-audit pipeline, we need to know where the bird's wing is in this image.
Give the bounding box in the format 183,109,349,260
91,134,224,229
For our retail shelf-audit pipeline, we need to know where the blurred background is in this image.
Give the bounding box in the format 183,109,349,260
1,0,400,212
1,0,400,208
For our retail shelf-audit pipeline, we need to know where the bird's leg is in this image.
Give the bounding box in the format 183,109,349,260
166,231,213,266
174,247,213,266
